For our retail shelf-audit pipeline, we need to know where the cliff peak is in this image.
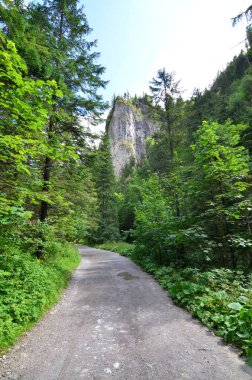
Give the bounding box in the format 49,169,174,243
106,97,159,176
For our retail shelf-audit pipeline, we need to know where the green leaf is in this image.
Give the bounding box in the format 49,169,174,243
246,356,252,367
227,302,243,311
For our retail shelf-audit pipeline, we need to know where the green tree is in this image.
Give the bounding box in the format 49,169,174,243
227,66,252,153
116,166,142,241
0,0,108,222
191,120,251,267
0,0,52,77
93,134,119,243
50,160,98,242
31,0,107,221
232,4,252,51
133,174,174,264
149,68,181,162
0,32,57,221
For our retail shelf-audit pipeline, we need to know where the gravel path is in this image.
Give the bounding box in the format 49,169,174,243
0,246,252,380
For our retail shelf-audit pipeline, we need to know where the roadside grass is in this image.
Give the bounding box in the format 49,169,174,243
95,241,135,256
96,242,252,362
0,243,80,353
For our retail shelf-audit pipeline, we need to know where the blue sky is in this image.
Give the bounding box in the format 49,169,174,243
83,0,251,104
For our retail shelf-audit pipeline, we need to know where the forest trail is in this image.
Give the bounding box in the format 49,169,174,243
1,246,252,380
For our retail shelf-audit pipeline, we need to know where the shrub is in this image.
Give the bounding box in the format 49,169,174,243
0,241,79,351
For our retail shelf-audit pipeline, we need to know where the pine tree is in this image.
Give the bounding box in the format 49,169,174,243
0,0,51,77
93,134,119,243
149,69,181,162
28,0,108,221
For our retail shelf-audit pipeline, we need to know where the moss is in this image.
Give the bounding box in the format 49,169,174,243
119,140,134,151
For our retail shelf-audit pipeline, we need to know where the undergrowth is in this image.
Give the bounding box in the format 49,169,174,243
97,242,252,362
0,242,80,352
96,241,135,256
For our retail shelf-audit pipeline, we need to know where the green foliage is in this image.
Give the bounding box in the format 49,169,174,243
133,174,175,264
149,69,183,164
47,160,98,243
0,0,108,226
192,120,249,185
127,117,252,269
150,263,252,357
0,0,52,77
191,120,251,267
0,238,79,351
0,32,57,220
116,167,140,240
93,134,120,243
95,241,135,257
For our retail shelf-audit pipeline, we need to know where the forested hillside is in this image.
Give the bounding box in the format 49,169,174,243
1,0,252,360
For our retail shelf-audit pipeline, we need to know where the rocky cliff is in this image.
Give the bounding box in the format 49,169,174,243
106,98,159,176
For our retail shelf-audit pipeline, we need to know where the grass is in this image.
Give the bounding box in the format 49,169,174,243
95,241,135,256
0,242,80,353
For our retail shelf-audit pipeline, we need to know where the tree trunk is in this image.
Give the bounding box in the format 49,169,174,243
39,155,52,222
217,181,236,268
167,123,174,160
174,192,180,218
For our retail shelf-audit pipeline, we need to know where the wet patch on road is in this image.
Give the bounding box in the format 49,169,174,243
117,272,139,280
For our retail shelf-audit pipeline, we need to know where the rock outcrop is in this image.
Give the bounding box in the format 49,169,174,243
106,98,159,176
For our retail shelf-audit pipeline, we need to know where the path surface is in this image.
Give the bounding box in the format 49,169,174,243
1,246,252,380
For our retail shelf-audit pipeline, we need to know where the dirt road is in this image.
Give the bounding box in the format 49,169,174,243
1,246,252,379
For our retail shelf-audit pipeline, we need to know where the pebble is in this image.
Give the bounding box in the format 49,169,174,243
104,368,112,374
113,362,120,369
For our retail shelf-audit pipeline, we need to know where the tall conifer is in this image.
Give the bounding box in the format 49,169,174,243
0,0,108,221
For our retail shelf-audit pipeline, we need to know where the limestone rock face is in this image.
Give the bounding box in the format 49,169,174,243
107,99,159,176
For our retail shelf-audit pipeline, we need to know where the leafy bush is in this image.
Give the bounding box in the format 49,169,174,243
138,257,252,357
0,242,79,352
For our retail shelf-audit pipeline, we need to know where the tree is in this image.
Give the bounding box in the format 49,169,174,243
93,134,119,243
149,68,181,161
30,0,108,221
116,165,142,241
232,4,252,59
191,120,251,267
0,32,57,221
133,173,174,264
49,159,98,242
0,0,108,222
0,0,53,77
227,66,252,153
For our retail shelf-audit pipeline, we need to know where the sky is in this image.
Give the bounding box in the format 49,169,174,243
83,0,251,105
